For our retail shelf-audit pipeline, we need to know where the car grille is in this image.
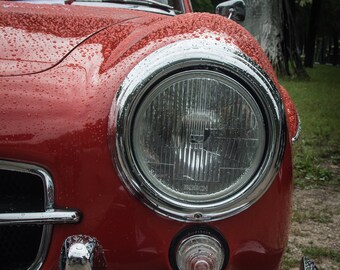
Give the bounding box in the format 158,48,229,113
0,225,44,269
0,163,52,270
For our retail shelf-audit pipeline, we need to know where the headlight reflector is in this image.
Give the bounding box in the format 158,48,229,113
132,70,265,203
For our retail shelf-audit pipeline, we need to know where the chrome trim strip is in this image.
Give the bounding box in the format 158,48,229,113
0,210,80,225
0,160,81,270
0,160,55,209
292,113,302,143
28,225,52,270
71,2,177,16
110,38,286,222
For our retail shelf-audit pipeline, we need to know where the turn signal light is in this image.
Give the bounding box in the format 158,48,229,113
171,227,228,270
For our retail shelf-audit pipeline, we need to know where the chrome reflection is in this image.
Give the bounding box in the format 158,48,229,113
292,113,301,143
71,1,177,16
0,210,80,225
216,0,246,22
176,234,225,270
110,38,286,222
59,235,107,270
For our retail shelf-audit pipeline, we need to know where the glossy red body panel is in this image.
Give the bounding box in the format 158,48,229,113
0,2,160,75
0,2,296,269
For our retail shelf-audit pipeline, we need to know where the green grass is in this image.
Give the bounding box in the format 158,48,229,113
283,246,340,270
292,208,333,224
280,64,340,269
280,255,300,270
304,246,340,263
280,65,340,188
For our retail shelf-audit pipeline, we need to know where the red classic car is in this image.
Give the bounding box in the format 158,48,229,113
0,0,313,269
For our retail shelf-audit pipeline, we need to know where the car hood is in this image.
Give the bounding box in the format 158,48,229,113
0,2,164,76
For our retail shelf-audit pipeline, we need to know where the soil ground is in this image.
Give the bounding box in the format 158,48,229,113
283,187,340,269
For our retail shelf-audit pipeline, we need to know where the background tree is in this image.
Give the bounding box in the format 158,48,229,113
304,0,321,67
241,0,285,74
294,0,339,67
241,0,308,78
191,0,339,72
312,0,339,66
294,1,310,56
191,0,214,12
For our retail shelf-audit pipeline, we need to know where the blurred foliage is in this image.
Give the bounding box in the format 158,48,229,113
318,0,340,36
191,0,214,13
296,0,312,7
297,0,339,66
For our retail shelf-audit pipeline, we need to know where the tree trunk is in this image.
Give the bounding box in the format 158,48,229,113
332,28,339,66
320,37,326,64
242,0,308,78
304,0,322,67
282,0,309,78
242,0,287,76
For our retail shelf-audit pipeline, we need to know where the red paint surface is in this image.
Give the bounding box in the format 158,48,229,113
0,2,162,75
0,2,296,269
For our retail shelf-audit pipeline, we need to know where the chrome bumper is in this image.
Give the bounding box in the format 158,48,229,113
59,235,107,270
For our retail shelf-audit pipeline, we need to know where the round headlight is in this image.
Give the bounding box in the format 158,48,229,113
132,70,265,203
112,39,285,221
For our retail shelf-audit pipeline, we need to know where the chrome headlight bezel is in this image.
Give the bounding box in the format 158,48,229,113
110,39,286,222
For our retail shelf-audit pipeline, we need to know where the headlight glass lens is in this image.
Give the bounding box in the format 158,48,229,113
132,70,265,203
